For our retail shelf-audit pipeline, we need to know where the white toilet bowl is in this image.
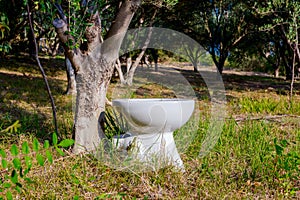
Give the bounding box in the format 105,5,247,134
112,98,195,170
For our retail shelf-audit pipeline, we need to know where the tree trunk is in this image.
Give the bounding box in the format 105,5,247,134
184,46,200,72
273,56,281,78
211,49,228,75
54,0,141,153
214,58,225,74
285,65,292,80
73,58,114,153
126,57,132,73
65,56,76,95
282,53,293,80
193,62,198,72
115,58,125,83
27,1,36,58
274,67,280,78
151,49,159,72
124,37,152,85
50,38,61,56
119,27,154,85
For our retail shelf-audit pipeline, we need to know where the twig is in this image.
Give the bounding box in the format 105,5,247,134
290,47,296,109
290,13,299,110
26,3,59,137
233,114,300,123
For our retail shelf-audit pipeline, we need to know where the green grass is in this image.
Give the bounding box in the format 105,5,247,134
0,57,299,199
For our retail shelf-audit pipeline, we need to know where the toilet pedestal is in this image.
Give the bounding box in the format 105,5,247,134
113,132,184,170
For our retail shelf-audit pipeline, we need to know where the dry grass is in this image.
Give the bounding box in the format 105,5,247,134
0,57,299,199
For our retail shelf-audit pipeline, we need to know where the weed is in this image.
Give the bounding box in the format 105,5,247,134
0,129,74,199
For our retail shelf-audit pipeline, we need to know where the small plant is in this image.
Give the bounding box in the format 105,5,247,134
105,107,128,139
239,97,280,114
273,138,300,180
0,125,74,199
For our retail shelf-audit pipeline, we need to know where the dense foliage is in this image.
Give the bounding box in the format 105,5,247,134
0,0,299,78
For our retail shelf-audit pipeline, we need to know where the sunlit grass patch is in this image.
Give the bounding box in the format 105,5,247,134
0,58,299,199
229,92,300,115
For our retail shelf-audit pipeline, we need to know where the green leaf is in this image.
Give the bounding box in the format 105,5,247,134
58,139,74,148
72,163,79,170
0,149,6,158
44,140,50,149
55,147,65,156
3,182,11,188
97,193,111,198
24,177,34,184
15,183,22,193
10,144,18,156
71,174,80,184
12,158,21,170
36,154,44,166
24,168,30,176
280,139,288,147
2,159,8,168
10,170,18,184
52,133,58,146
46,150,53,164
33,138,39,152
6,191,13,200
275,144,284,156
22,142,30,154
25,156,32,169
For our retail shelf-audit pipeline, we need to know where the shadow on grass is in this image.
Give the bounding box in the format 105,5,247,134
0,55,65,77
111,65,300,102
223,73,300,94
1,57,300,141
176,68,300,96
0,71,68,141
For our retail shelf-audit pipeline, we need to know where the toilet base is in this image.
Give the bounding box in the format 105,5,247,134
113,132,184,171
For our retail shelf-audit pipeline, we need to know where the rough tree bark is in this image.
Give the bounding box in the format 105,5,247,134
53,0,141,153
64,55,76,95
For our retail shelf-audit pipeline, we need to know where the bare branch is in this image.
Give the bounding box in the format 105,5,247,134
54,3,67,23
53,19,83,71
234,114,300,123
27,3,59,137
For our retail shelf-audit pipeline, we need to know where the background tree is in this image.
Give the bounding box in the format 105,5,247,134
114,1,177,85
227,30,280,75
170,0,256,74
114,1,158,85
249,0,300,80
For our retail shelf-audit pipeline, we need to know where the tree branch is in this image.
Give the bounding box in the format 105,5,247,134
53,19,83,72
54,3,67,23
27,3,59,137
105,0,141,39
82,10,102,52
